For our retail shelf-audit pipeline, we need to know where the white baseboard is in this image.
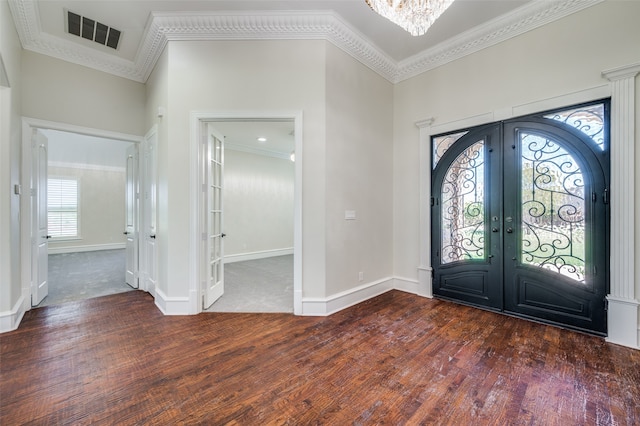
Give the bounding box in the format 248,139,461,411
0,296,25,333
224,247,294,264
48,243,126,254
301,277,395,316
605,296,640,349
154,287,191,315
393,277,422,295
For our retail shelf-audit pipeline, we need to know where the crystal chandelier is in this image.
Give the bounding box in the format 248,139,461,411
365,0,455,36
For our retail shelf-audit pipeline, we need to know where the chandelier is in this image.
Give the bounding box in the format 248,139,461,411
365,0,455,36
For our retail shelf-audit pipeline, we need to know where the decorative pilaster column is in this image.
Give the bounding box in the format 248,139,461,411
417,118,435,297
602,62,640,349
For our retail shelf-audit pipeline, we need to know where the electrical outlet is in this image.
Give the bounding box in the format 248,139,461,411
358,271,364,282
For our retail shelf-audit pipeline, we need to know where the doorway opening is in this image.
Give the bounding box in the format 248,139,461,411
208,120,295,313
21,119,143,310
431,100,610,335
191,112,303,315
35,129,135,307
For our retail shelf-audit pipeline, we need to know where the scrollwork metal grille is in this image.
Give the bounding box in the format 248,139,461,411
433,131,468,169
520,132,585,282
441,141,485,264
544,103,605,151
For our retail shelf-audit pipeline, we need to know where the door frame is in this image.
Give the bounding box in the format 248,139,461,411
20,117,143,313
190,111,303,315
139,125,158,297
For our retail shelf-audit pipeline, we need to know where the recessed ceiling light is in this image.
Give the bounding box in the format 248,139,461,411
257,137,267,142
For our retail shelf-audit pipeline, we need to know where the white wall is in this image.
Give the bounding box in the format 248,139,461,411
394,0,640,279
21,51,146,136
393,1,640,340
47,165,126,252
223,149,294,259
0,0,24,324
324,43,394,295
151,40,327,300
44,130,130,252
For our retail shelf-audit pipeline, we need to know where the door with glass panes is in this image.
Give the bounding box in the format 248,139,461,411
431,101,609,335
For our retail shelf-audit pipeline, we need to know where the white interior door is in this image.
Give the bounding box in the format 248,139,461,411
203,127,224,309
142,133,157,295
32,130,49,306
125,144,139,289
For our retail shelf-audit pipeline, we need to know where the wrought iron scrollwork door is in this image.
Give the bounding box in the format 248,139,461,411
431,101,609,335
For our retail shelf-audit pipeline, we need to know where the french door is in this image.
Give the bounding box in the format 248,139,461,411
431,101,609,335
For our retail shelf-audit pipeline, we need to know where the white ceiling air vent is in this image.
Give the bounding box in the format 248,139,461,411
67,11,121,50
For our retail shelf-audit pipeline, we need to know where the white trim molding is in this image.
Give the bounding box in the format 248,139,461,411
47,243,126,255
417,118,435,299
394,277,422,296
602,62,640,349
301,277,394,316
395,0,603,82
224,248,294,264
9,0,603,84
154,287,191,315
0,296,25,333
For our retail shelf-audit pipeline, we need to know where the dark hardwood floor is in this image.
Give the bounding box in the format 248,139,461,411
1,290,639,425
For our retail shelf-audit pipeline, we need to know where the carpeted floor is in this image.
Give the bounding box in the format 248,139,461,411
206,255,294,313
37,249,134,308
38,250,293,312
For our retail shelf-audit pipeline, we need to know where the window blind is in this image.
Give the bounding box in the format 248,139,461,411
48,178,79,238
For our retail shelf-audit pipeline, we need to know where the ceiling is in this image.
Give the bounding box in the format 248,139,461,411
43,129,133,168
9,0,600,157
213,120,295,159
9,0,602,83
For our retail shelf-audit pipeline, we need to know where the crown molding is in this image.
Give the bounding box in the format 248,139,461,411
395,0,605,83
8,0,142,81
9,0,604,84
137,11,397,83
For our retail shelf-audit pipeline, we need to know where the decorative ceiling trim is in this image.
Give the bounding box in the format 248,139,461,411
395,0,604,83
137,11,397,83
9,0,604,85
8,0,141,81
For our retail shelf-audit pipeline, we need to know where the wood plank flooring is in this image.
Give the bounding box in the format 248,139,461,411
1,290,639,425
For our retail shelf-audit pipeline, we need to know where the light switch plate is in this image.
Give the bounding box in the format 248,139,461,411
345,210,356,220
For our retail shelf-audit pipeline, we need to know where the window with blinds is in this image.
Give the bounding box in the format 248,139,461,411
48,177,80,239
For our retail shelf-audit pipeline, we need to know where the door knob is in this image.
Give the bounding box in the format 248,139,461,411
506,227,513,233
123,231,129,235
150,235,156,239
492,227,499,233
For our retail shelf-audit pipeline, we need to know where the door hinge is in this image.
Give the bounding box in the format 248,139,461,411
201,232,207,241
603,189,609,205
604,297,608,311
430,197,435,207
592,192,597,203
